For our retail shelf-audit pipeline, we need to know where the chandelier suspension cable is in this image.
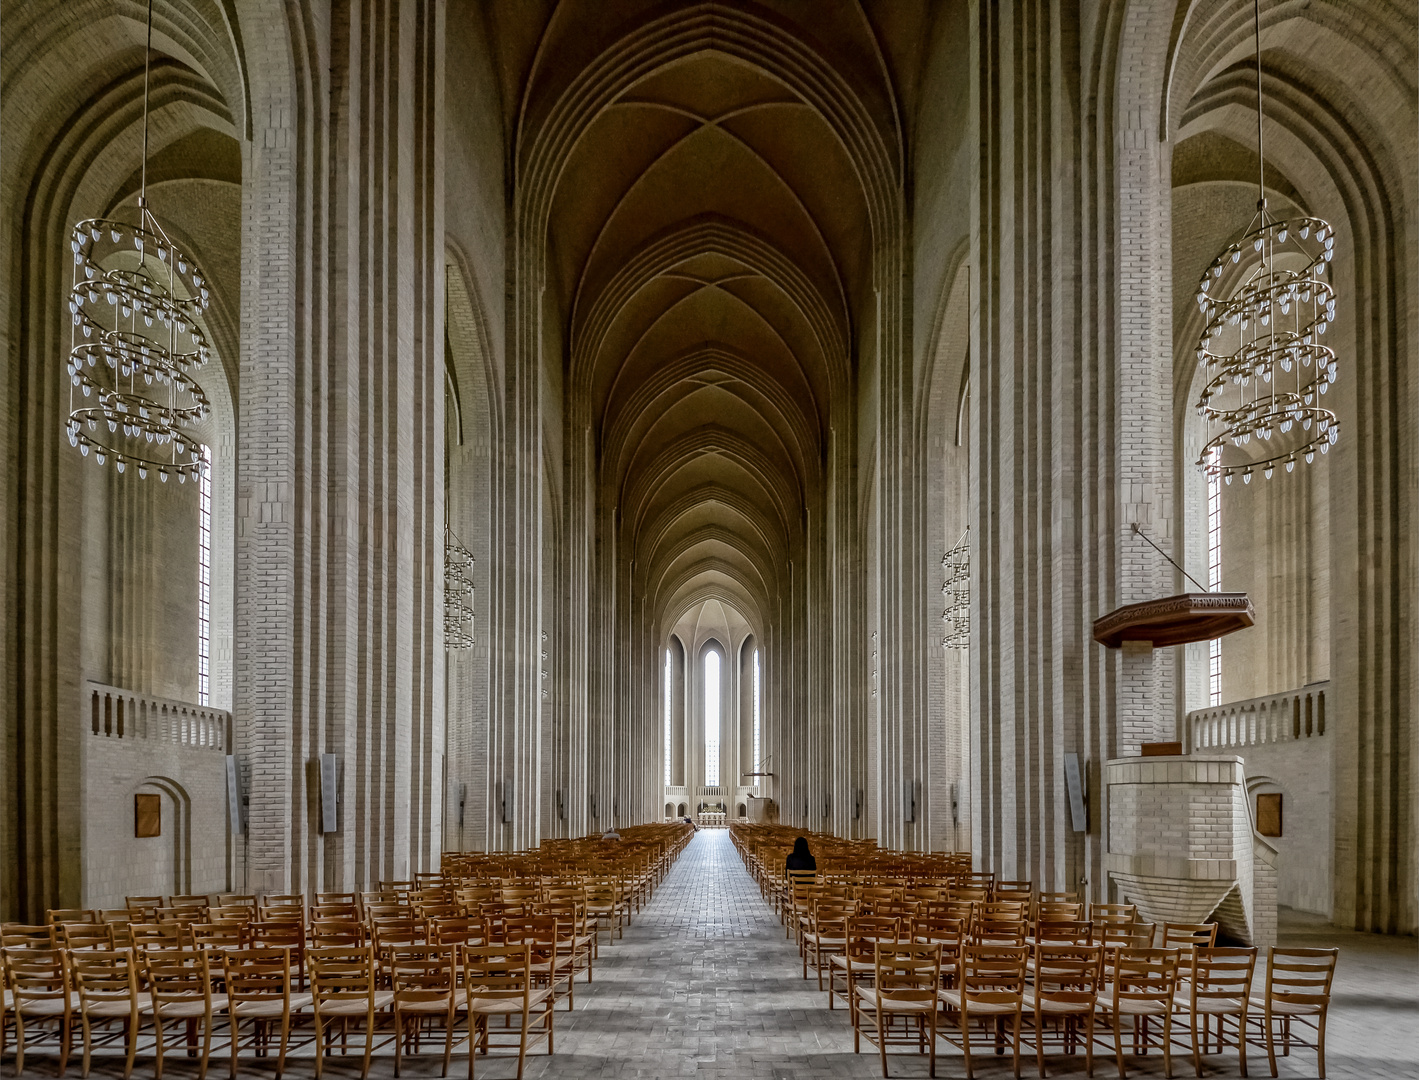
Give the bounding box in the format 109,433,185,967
1254,0,1264,210
64,0,214,481
1190,0,1339,485
141,0,152,207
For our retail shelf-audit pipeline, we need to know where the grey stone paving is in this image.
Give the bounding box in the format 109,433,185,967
61,829,1419,1078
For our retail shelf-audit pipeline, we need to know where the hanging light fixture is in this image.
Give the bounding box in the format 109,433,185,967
941,528,969,649
65,0,212,483
444,525,476,649
1193,0,1338,485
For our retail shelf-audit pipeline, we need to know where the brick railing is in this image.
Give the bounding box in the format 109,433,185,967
87,682,230,751
1182,682,1329,752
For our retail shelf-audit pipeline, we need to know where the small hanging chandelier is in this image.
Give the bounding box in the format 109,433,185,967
1193,0,1339,486
941,528,969,650
444,525,476,650
65,0,212,482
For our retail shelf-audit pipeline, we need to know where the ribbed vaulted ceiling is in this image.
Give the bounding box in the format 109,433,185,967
512,2,890,641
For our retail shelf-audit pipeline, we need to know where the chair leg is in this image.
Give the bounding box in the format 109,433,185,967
313,1015,325,1080
276,1013,290,1080
59,1011,72,1077
1316,1012,1328,1079
1085,1010,1096,1077
1264,1008,1278,1078
394,1012,403,1078
123,1013,138,1080
876,1007,889,1078
961,1007,975,1080
229,1017,240,1080
442,1005,454,1078
13,1014,25,1079
1036,1009,1046,1078
1114,1012,1127,1080
199,1015,213,1080
1012,1011,1022,1079
1191,1007,1202,1077
1162,1010,1173,1079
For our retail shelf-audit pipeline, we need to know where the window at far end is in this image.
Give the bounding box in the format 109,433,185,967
704,650,721,787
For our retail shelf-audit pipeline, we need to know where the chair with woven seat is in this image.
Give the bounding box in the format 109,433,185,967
244,921,307,987
309,945,392,1080
191,921,246,955
829,916,901,1014
1098,947,1180,1079
853,942,942,1077
130,922,190,952
1252,946,1338,1079
144,948,223,1080
125,897,165,920
1027,943,1102,1078
803,902,855,990
939,942,1029,1079
223,947,312,1080
1176,946,1256,1077
464,940,555,1080
386,943,459,1077
911,915,965,992
542,898,594,982
3,946,74,1076
507,916,576,1010
70,950,144,1079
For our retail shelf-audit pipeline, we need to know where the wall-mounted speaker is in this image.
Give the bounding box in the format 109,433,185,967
455,781,467,828
318,753,339,834
853,788,863,820
904,778,918,823
950,781,960,825
1064,753,1088,832
501,780,514,824
556,789,565,821
225,755,245,835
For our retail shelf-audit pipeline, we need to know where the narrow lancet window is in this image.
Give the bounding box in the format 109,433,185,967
704,650,721,786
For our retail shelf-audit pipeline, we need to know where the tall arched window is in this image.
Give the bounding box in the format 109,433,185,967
753,648,761,769
198,444,212,707
664,648,673,784
704,650,721,786
1207,454,1222,706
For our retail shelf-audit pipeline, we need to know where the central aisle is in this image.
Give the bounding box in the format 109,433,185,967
529,827,868,1078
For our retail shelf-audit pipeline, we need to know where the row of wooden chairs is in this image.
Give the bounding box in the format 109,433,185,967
846,939,1338,1080
2,941,556,1080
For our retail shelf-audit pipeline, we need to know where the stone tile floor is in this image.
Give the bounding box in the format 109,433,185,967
46,829,1419,1078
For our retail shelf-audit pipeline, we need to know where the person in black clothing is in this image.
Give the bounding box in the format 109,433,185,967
785,836,816,873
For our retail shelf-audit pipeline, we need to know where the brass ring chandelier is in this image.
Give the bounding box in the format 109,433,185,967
1193,0,1339,485
64,0,212,482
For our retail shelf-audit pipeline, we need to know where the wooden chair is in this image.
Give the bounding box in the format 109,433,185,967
46,909,98,926
125,896,165,919
244,921,306,987
803,902,855,990
1027,943,1102,1078
130,922,190,951
309,945,392,1080
386,943,459,1077
542,898,595,982
5,946,75,1076
144,948,222,1080
939,942,1029,1079
829,916,901,1016
1099,947,1180,1079
168,894,212,913
853,943,942,1078
464,941,555,1080
191,921,246,955
1160,922,1218,950
1252,946,1338,1079
98,912,134,948
910,915,965,992
1177,946,1256,1077
58,923,115,952
215,894,257,909
2,924,55,949
70,949,143,1079
310,919,366,948
1090,904,1138,927
223,947,311,1080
